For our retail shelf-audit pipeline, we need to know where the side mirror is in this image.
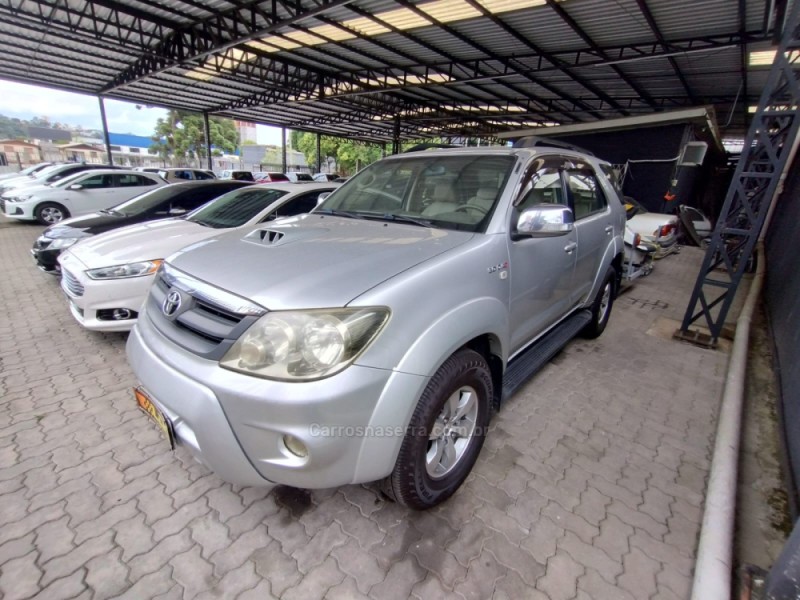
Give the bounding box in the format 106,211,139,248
68,184,83,190
515,204,574,238
317,192,331,205
168,207,187,216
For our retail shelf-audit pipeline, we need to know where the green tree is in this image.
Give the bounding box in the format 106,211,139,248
290,131,383,175
0,115,28,139
149,110,239,162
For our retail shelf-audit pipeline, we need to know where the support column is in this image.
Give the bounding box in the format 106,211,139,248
392,117,401,154
281,127,287,172
316,133,322,173
203,112,213,170
97,96,113,165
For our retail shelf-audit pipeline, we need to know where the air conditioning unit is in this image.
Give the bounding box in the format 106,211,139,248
679,141,708,166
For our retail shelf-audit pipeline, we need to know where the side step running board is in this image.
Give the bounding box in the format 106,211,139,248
501,310,592,403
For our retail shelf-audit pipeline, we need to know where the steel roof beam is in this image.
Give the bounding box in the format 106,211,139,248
634,0,697,102
0,0,170,51
102,0,357,92
460,0,628,116
544,0,657,109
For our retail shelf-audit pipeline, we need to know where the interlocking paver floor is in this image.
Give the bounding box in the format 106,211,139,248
0,216,729,599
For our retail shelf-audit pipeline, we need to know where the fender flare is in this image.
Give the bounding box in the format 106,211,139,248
352,296,508,482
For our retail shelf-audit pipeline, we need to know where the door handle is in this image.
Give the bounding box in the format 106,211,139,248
564,242,577,254
604,225,613,235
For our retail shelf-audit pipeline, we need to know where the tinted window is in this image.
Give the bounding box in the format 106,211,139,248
187,187,288,228
266,190,330,220
194,170,215,180
295,173,313,182
116,174,157,187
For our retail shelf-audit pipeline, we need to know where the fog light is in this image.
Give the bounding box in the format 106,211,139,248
283,434,308,458
97,308,138,321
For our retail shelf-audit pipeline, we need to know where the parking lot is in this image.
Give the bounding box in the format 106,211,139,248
0,215,729,600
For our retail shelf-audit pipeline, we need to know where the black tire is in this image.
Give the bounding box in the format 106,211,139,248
35,202,69,226
384,349,492,510
581,266,616,339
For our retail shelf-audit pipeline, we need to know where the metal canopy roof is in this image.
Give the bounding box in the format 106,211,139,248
0,0,786,143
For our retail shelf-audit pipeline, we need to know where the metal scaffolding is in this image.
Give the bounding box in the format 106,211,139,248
676,0,800,347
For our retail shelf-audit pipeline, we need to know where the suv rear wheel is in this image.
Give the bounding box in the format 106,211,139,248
384,349,492,509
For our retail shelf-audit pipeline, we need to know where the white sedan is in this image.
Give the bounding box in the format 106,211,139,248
57,183,338,332
3,169,166,225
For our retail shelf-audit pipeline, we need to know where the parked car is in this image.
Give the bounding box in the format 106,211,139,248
0,162,53,182
285,172,314,182
255,172,289,184
125,145,625,509
220,170,255,182
624,197,680,258
0,162,120,197
156,168,216,182
3,170,166,225
31,180,252,272
313,173,340,182
58,182,338,332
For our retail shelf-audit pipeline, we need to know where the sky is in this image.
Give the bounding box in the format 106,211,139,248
0,79,284,145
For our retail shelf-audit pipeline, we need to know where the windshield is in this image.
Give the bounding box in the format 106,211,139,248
32,164,63,180
316,154,515,232
186,187,288,228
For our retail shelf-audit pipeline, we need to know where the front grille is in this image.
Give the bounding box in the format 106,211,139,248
61,269,84,297
147,269,262,359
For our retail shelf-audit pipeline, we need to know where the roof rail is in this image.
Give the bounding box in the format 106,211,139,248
403,143,461,153
512,135,594,156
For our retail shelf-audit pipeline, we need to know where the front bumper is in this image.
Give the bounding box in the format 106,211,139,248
31,237,62,272
59,256,149,332
642,232,679,259
2,200,33,220
127,310,427,489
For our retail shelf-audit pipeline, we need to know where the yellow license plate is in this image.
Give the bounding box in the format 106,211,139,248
134,387,175,449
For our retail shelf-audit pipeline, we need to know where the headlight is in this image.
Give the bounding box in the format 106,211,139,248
49,237,83,249
85,259,163,280
17,195,33,201
220,307,390,381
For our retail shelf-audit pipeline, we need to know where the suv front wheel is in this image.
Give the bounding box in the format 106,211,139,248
384,348,492,509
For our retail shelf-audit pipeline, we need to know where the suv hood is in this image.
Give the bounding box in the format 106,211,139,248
168,214,474,310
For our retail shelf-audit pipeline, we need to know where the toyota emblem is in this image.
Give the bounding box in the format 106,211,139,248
162,290,182,317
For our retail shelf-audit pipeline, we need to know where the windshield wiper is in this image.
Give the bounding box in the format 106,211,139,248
365,213,436,228
315,208,366,219
99,208,122,216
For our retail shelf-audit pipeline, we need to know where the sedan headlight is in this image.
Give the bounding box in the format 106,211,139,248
85,259,163,280
49,237,86,249
220,307,390,381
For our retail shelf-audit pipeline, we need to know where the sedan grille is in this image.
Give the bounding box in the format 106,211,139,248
61,269,84,297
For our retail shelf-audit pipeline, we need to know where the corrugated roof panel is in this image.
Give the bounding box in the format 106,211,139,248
556,0,652,47
498,6,587,52
649,0,740,39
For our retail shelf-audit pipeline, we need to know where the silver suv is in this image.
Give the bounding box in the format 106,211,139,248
127,145,625,509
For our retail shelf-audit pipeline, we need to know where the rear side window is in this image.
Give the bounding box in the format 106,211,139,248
566,170,607,220
116,174,157,187
194,170,215,180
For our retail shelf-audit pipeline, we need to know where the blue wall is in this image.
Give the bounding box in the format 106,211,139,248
108,133,153,148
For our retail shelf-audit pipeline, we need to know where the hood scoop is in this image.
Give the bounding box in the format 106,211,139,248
259,229,284,244
244,226,326,247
